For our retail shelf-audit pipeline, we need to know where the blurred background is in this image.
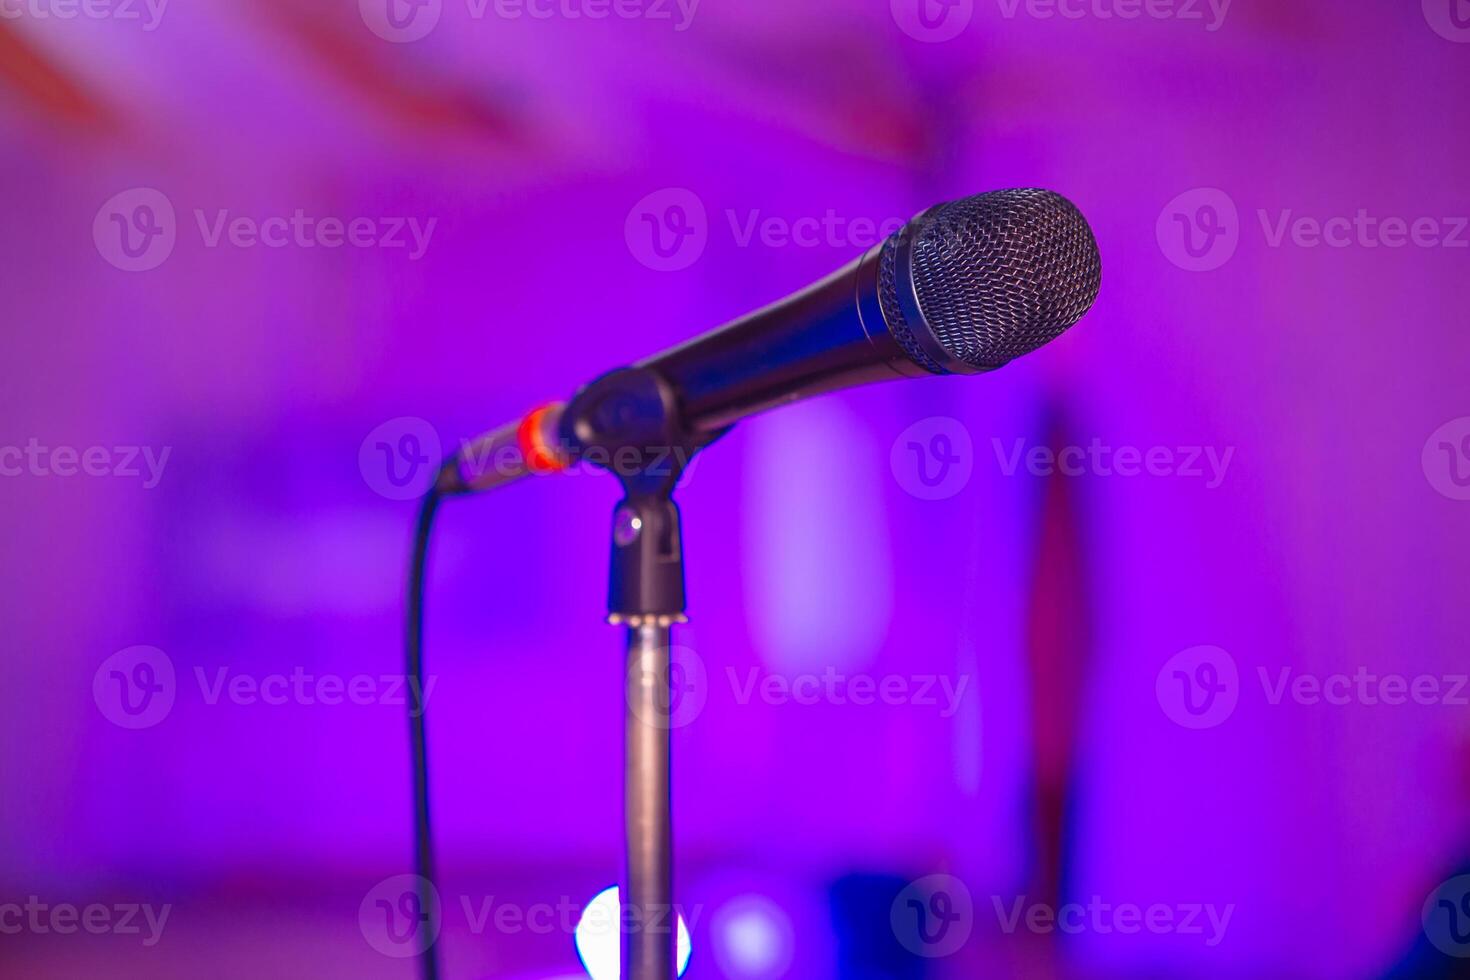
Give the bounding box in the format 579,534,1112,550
3,0,1469,976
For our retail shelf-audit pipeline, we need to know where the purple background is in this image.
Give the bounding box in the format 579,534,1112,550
3,0,1469,976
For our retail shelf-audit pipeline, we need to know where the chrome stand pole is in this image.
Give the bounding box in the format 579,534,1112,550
561,365,695,979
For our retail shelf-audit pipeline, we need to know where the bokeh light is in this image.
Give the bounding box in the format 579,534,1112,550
711,893,795,977
573,886,692,980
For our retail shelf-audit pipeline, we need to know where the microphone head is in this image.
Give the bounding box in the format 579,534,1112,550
877,188,1101,374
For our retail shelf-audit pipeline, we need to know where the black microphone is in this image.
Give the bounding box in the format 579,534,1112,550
440,187,1101,494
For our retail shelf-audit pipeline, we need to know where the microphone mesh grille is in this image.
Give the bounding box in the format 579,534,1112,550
880,188,1101,372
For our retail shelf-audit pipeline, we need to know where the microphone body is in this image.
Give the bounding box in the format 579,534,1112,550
439,188,1101,496
638,243,925,434
439,253,910,495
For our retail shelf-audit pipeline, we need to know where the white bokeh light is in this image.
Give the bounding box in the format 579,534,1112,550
712,894,794,977
574,886,692,979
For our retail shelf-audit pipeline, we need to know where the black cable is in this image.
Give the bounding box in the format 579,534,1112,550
406,486,443,980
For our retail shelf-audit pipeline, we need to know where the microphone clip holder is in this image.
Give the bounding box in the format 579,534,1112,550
559,365,705,621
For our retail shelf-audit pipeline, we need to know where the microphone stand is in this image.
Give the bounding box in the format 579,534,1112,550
560,366,708,980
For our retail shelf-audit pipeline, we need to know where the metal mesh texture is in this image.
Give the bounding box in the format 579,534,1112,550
878,188,1101,372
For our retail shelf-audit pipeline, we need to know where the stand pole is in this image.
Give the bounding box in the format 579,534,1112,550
623,621,676,980
557,365,702,980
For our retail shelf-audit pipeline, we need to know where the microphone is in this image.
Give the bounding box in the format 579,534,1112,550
439,187,1101,495
404,190,1098,980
